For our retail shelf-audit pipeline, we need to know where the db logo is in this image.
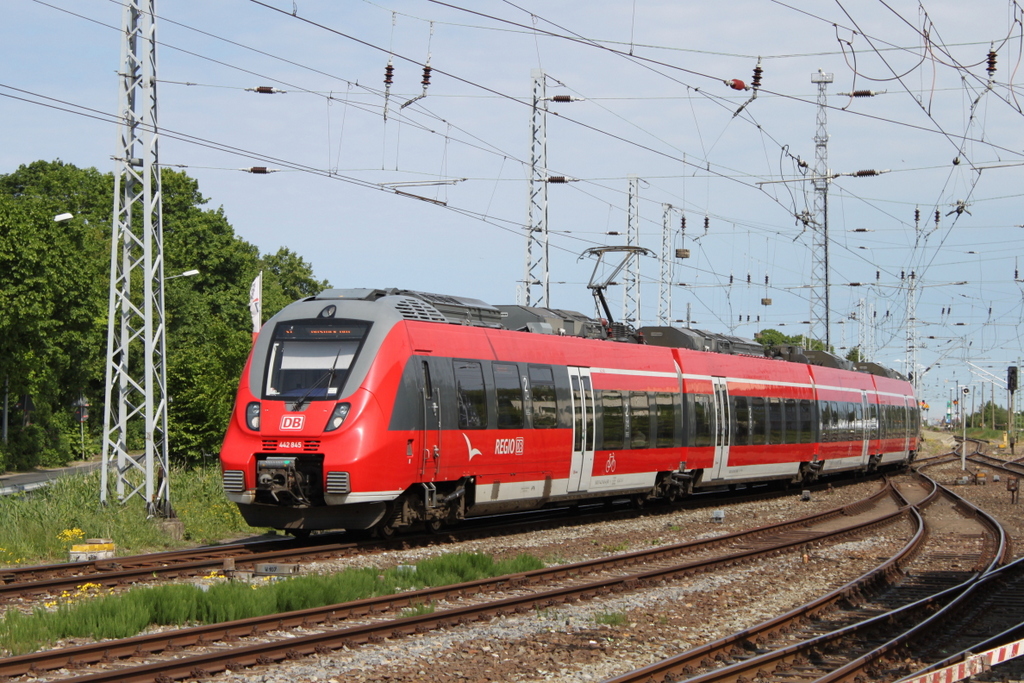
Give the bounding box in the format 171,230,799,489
280,415,305,431
605,454,617,473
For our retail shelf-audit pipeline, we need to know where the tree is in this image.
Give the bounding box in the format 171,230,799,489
755,328,830,353
0,162,331,469
0,161,111,468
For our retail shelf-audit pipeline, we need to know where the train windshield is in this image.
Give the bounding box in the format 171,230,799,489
263,319,370,401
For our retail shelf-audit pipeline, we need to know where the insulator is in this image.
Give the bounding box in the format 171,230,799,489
680,215,686,231
901,271,905,280
914,208,920,224
853,169,880,176
547,176,567,183
935,210,941,225
255,86,276,94
729,274,734,284
764,274,769,285
751,61,763,90
910,271,915,279
747,274,751,284
551,95,573,102
987,48,997,77
851,90,875,97
421,65,432,87
607,231,620,235
875,271,880,280
725,78,747,91
249,167,269,174
384,62,394,85
704,215,710,231
738,314,742,321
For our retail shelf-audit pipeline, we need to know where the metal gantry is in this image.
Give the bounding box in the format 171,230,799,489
809,69,833,348
101,0,171,517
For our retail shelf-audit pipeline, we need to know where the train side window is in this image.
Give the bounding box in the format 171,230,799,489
831,401,839,444
654,393,676,447
528,365,558,428
768,398,784,445
629,393,650,449
784,399,798,444
732,396,751,446
693,394,713,447
750,397,767,446
601,391,625,450
493,363,524,429
454,360,487,429
799,399,814,443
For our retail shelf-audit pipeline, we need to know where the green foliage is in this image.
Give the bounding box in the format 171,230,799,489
0,161,330,467
755,328,829,352
0,552,545,655
0,465,254,566
595,611,629,626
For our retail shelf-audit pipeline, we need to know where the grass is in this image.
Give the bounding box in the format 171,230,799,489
0,552,544,656
0,465,256,567
594,611,629,626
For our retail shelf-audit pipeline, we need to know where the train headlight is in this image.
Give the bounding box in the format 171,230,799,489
324,403,350,432
245,402,261,431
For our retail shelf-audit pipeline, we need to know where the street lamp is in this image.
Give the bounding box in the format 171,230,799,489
165,269,199,280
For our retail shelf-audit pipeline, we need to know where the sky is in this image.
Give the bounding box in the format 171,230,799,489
4,0,1024,422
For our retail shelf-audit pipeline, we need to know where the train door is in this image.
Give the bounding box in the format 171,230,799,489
902,397,912,454
860,392,870,464
420,360,441,480
568,367,595,492
711,377,731,480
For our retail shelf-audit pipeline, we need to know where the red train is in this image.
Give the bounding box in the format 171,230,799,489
219,288,920,536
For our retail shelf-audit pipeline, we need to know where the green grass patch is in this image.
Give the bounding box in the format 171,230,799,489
0,465,256,566
0,552,544,655
594,611,629,626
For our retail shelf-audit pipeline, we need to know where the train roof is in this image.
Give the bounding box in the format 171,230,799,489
308,287,908,382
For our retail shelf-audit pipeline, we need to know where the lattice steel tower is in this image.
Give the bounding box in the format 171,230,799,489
522,69,549,308
623,174,641,325
657,204,674,326
809,70,833,348
101,0,171,516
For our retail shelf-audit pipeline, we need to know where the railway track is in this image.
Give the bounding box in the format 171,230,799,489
0,475,864,606
599,468,1011,683
0,480,914,682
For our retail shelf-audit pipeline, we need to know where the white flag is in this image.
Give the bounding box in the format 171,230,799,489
249,271,263,333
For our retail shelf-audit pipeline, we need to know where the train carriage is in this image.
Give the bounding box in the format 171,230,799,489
220,288,919,536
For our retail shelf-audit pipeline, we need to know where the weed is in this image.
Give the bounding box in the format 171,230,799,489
594,611,628,627
601,542,630,553
401,602,435,617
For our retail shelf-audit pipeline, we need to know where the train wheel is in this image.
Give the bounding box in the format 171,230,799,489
374,521,398,539
425,518,444,534
288,529,311,540
632,494,647,510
